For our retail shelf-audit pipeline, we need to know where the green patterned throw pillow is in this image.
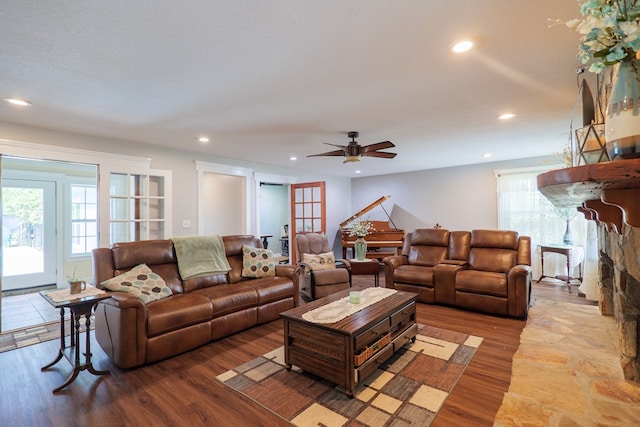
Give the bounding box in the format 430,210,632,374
101,263,173,303
241,245,276,278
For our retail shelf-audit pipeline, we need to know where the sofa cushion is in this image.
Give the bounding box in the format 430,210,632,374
302,251,336,270
468,248,517,273
455,270,508,297
408,246,448,267
406,229,449,267
146,294,213,337
393,264,435,287
182,274,228,293
192,282,259,318
241,245,276,278
112,240,175,269
411,229,450,246
101,264,173,303
251,276,295,305
470,230,518,250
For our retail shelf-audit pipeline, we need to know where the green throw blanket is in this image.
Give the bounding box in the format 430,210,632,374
171,235,232,280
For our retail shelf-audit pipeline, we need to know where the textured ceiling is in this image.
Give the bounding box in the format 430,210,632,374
0,1,584,177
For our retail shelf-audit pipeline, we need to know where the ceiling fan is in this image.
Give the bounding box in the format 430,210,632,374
307,131,397,163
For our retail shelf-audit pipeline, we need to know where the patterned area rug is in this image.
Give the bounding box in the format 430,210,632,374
217,325,482,426
0,318,92,353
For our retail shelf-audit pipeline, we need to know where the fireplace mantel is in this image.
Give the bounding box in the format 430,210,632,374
537,159,640,233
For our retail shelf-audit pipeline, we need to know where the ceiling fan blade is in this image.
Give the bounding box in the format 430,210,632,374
323,142,348,148
361,151,397,159
362,141,395,152
307,149,346,157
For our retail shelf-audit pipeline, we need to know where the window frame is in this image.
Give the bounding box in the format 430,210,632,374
66,178,98,258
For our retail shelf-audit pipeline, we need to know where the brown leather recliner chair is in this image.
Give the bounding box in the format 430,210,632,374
383,228,450,303
295,233,351,301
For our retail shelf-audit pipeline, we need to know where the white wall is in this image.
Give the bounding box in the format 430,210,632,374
351,156,561,233
202,173,246,235
0,121,353,248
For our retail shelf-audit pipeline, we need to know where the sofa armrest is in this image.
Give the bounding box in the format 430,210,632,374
94,292,148,368
275,264,300,306
382,255,407,270
335,258,351,270
102,291,147,309
507,264,532,318
275,264,296,278
433,263,465,305
296,262,312,275
382,255,408,289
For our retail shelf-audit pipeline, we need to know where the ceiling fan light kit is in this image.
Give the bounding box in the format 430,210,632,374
307,131,397,163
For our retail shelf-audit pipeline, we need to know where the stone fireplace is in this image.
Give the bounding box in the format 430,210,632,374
536,159,640,385
598,225,640,383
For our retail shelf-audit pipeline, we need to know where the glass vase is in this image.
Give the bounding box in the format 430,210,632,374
563,219,573,246
605,59,640,160
354,237,367,261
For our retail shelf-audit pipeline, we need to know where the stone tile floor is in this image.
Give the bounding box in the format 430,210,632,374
1,291,61,331
0,292,73,353
494,299,640,426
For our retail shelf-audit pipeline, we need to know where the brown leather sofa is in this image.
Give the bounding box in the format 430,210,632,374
383,229,531,318
92,235,298,368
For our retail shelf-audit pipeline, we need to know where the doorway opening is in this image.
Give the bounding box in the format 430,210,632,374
259,182,289,263
1,156,97,332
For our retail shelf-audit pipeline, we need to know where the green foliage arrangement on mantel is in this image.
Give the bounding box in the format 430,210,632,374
556,0,640,73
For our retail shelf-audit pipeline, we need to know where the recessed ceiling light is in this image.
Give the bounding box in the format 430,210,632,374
451,40,474,53
198,136,210,143
498,113,516,120
355,170,361,174
3,97,32,107
482,153,492,158
289,156,297,161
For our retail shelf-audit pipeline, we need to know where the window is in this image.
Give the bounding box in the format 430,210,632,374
496,166,591,279
70,184,97,256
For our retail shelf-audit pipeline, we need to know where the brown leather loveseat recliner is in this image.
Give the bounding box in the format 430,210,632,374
384,229,531,318
92,235,298,368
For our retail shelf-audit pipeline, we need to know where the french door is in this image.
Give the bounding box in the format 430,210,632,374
289,181,326,264
2,178,57,290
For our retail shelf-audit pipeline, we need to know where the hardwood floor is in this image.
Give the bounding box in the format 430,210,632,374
0,276,593,427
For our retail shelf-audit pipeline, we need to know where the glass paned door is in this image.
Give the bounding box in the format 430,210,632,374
2,179,56,290
290,181,325,264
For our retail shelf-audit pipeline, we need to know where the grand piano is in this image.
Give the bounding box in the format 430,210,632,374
340,195,405,260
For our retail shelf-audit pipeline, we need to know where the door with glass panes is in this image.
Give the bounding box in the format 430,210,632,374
289,181,325,264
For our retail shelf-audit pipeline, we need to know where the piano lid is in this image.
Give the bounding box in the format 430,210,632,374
340,195,397,229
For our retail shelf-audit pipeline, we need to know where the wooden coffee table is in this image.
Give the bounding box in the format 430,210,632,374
281,287,418,397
